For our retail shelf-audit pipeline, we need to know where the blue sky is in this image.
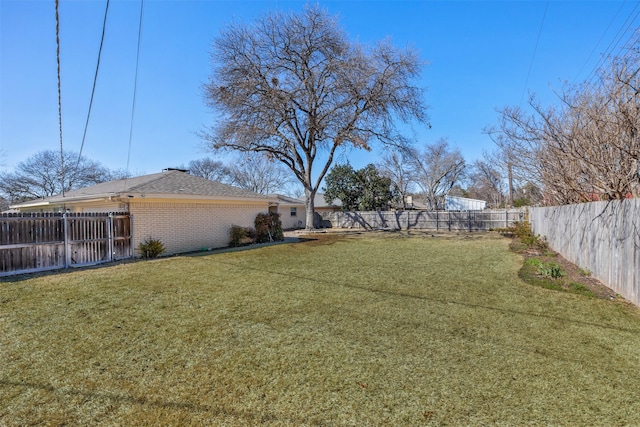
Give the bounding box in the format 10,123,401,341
2,0,639,180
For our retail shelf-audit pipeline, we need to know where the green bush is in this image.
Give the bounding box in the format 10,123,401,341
511,221,547,248
244,226,257,242
138,238,166,259
255,212,284,243
229,225,257,247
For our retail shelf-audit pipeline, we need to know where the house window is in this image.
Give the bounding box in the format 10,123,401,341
290,207,297,217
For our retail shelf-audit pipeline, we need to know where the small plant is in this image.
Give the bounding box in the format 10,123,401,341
538,262,564,279
579,267,592,277
528,258,564,279
525,258,565,279
138,238,166,258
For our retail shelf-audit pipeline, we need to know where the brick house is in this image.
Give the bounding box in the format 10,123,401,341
10,170,278,256
270,194,306,229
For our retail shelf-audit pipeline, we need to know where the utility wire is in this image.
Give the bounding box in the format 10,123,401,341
519,0,549,107
126,0,145,177
55,0,65,197
572,0,627,85
76,0,110,171
584,1,640,86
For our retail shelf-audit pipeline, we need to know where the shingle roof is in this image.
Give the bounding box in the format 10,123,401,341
314,192,342,208
12,170,273,207
269,194,305,205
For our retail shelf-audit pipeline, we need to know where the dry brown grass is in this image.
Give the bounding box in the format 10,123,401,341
1,231,639,426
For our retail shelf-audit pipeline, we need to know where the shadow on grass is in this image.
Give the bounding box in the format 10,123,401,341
0,379,309,425
210,258,640,335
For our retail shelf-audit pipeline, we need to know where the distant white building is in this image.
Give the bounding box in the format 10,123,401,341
445,195,487,211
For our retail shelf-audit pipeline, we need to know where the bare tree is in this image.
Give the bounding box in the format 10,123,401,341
466,157,506,208
203,5,428,228
0,150,115,203
226,154,295,195
408,139,466,209
0,196,9,212
488,40,640,205
187,158,230,181
377,148,415,209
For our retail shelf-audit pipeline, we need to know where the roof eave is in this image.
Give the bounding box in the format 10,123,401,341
10,193,121,209
123,193,278,203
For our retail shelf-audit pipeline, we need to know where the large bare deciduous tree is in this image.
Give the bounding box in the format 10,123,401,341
203,6,428,228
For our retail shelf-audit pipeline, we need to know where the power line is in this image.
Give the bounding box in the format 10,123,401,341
126,0,145,176
519,0,549,107
572,0,627,85
76,0,110,171
584,1,640,86
55,0,65,197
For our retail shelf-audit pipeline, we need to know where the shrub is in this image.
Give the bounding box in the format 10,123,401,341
511,221,547,248
138,238,166,258
244,226,257,241
255,212,284,243
229,225,257,247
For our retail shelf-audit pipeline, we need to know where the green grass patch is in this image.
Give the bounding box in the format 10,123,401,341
1,232,639,425
506,222,612,299
570,282,597,298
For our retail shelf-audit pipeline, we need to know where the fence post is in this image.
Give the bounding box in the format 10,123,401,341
63,213,71,269
505,210,508,228
108,214,114,262
436,210,439,231
468,211,471,232
129,214,134,258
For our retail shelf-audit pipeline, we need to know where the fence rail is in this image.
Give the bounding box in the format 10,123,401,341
1,212,132,276
530,199,639,307
319,210,525,231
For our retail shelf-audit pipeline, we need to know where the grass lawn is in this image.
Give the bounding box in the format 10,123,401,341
1,231,639,426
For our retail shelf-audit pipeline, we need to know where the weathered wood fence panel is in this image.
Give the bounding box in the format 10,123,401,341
320,210,524,231
530,199,639,307
0,213,132,276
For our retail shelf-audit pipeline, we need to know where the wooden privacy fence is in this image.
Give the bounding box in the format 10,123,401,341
319,210,525,231
530,199,639,307
0,212,132,276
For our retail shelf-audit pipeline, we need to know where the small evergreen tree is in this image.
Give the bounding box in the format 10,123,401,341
324,163,396,211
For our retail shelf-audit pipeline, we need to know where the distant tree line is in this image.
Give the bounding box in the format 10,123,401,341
323,137,540,211
176,154,296,196
0,149,298,207
0,150,129,205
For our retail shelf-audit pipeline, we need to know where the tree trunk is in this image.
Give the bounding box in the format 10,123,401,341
305,187,317,230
